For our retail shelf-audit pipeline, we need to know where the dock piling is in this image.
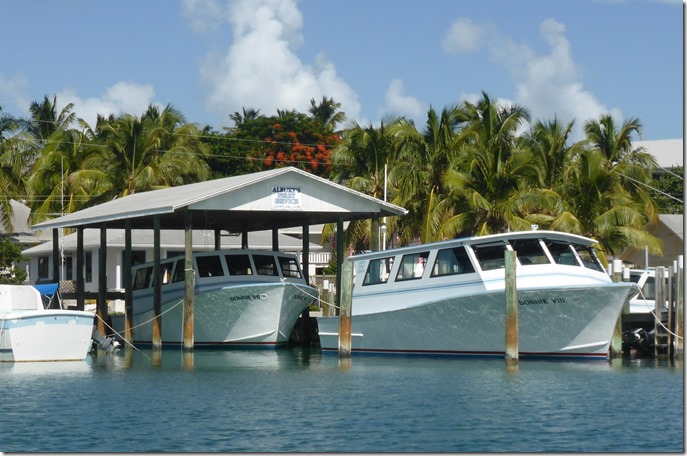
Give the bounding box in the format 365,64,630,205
505,250,518,365
338,261,353,358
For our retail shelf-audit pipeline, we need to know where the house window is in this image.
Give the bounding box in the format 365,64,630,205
85,252,92,283
38,256,50,280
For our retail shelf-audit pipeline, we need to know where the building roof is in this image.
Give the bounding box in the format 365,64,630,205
1,200,52,245
31,167,407,232
632,139,683,168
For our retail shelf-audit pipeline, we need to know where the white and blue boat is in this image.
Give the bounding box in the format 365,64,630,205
317,230,640,360
113,249,317,347
0,284,95,362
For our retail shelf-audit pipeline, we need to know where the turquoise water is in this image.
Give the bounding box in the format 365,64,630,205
1,348,683,453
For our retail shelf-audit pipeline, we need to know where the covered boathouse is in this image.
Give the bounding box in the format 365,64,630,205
30,166,407,350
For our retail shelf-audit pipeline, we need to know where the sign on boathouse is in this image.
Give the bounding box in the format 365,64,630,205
270,186,303,210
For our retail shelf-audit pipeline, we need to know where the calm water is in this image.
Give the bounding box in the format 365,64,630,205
1,348,683,453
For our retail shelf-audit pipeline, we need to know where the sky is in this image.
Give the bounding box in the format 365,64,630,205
0,0,683,142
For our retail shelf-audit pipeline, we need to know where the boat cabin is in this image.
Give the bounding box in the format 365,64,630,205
132,249,307,291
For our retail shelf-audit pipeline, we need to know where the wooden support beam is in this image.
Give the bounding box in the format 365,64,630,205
97,225,108,345
338,260,353,358
124,220,133,344
152,216,162,350
183,210,195,351
76,227,84,311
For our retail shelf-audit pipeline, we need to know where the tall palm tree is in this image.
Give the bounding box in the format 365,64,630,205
440,92,542,237
83,104,211,202
26,95,76,143
0,106,28,231
308,96,346,132
329,117,401,251
389,104,468,243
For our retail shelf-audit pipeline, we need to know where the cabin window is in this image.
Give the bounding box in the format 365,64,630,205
278,256,302,279
572,245,605,272
545,242,578,265
363,257,395,285
226,254,253,276
159,261,175,285
133,267,152,290
172,258,186,282
254,255,279,276
472,243,508,271
396,251,430,281
509,239,550,265
121,250,146,286
196,255,225,278
431,246,475,277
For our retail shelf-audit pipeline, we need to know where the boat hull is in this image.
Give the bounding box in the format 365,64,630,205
0,310,95,362
114,282,317,347
317,283,638,360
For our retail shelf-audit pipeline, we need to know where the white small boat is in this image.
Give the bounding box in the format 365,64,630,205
113,249,318,347
627,269,669,314
0,284,95,362
317,230,640,360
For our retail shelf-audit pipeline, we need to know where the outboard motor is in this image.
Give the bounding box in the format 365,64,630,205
623,327,655,356
91,327,121,354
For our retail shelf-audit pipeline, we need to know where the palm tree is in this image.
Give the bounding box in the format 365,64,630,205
308,96,346,132
329,117,401,251
26,95,76,142
0,106,27,231
438,93,542,237
541,115,662,259
82,104,211,202
228,107,261,129
388,104,468,244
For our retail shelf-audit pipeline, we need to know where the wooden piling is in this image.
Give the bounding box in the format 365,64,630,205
183,210,194,351
610,259,623,358
676,256,683,357
338,261,353,358
505,250,518,365
654,266,665,358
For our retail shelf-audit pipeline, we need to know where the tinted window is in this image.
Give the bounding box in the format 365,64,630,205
363,257,394,285
278,256,302,278
546,241,579,266
226,254,253,276
133,267,152,290
196,255,225,278
509,239,550,265
572,245,605,272
472,243,508,271
254,255,278,276
172,258,185,283
431,246,475,277
396,251,430,281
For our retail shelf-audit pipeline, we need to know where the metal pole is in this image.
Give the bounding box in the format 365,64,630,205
505,250,518,365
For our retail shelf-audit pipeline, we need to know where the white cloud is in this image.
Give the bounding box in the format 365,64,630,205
449,17,623,141
57,81,157,128
442,18,487,55
194,0,361,127
0,72,31,118
381,79,427,124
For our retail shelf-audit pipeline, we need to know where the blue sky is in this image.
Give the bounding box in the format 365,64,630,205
0,0,682,141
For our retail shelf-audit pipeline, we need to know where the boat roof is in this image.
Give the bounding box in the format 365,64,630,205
348,230,597,261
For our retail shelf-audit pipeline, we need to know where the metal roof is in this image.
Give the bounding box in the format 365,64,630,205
31,167,407,232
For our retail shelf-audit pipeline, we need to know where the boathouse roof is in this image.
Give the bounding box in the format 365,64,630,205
31,167,407,232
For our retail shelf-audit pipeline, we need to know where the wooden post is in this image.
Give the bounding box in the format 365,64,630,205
610,259,623,358
338,261,353,358
124,221,133,344
505,250,518,365
76,227,84,311
654,266,665,357
668,261,675,360
322,280,330,317
152,216,162,350
676,256,683,357
183,210,194,351
97,225,108,351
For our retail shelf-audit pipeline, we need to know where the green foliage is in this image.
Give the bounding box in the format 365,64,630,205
652,166,683,214
0,237,28,284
